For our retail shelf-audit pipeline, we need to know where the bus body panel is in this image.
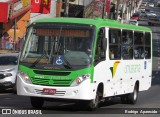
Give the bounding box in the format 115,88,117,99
17,74,96,100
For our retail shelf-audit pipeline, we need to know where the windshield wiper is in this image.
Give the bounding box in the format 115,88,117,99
63,56,72,69
30,52,48,68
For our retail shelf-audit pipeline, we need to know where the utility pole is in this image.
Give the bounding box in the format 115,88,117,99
102,0,106,19
14,18,17,51
121,0,125,23
115,0,120,20
64,0,69,17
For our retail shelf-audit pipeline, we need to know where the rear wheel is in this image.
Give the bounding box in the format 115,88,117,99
121,84,139,104
30,97,44,108
127,84,138,104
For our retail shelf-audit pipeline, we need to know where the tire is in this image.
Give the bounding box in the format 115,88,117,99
87,91,100,111
127,84,139,104
13,78,17,94
121,84,138,105
13,84,17,94
30,97,44,108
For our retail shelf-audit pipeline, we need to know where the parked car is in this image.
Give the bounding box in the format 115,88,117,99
0,53,19,92
131,13,140,21
148,17,160,26
128,20,139,26
141,2,148,7
148,3,154,7
146,11,157,17
139,8,146,12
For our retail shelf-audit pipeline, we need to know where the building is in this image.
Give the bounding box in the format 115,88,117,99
30,0,57,22
0,0,31,49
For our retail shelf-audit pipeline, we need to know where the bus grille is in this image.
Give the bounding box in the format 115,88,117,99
33,70,71,76
31,77,72,86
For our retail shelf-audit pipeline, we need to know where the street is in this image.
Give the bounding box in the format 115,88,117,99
0,21,160,116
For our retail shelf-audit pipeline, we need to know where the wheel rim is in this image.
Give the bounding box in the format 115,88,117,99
94,94,99,107
133,87,138,101
91,93,99,109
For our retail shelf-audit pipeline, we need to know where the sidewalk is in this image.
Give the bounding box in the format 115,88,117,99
0,49,19,54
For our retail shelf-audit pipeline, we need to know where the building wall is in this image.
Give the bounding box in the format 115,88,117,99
3,10,31,41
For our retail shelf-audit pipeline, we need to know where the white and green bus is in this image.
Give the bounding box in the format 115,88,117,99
17,18,152,110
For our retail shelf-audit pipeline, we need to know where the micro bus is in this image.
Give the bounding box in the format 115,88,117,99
17,18,152,110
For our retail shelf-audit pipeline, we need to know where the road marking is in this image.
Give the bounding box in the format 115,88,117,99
0,93,14,96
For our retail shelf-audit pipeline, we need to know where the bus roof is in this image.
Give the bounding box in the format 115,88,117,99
34,18,152,32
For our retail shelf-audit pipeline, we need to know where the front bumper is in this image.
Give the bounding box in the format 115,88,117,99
0,82,15,88
17,74,95,100
0,75,16,88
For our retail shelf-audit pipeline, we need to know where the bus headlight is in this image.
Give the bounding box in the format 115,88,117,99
71,74,90,87
18,71,32,84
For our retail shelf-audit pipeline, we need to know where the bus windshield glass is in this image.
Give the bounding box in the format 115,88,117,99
20,23,95,70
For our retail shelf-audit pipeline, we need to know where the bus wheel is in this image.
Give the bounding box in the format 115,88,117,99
87,91,100,111
30,97,44,108
121,84,138,104
127,84,139,104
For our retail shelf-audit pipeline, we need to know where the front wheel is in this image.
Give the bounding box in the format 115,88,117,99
76,91,100,111
87,91,100,111
30,97,44,108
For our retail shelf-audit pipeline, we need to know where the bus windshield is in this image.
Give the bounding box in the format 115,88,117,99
20,23,95,70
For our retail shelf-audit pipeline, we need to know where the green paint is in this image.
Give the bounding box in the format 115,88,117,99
125,64,141,73
19,65,94,86
34,18,152,32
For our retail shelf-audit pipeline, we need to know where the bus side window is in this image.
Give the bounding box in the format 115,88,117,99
134,32,144,59
95,28,106,63
109,29,121,60
122,30,133,60
145,32,151,59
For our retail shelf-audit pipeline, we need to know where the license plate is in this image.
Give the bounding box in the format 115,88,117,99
43,88,56,95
